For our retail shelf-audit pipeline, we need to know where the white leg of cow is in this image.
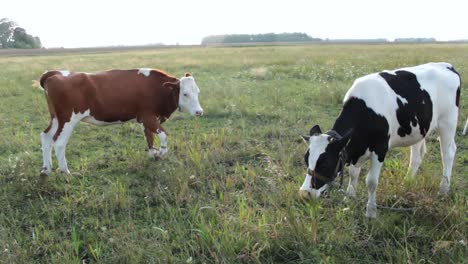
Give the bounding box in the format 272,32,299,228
406,139,426,179
148,148,158,158
438,114,458,195
40,118,58,176
157,130,168,157
463,118,468,135
54,119,80,174
346,164,361,198
366,153,383,218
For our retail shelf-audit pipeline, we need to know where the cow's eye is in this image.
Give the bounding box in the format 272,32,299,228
183,93,188,97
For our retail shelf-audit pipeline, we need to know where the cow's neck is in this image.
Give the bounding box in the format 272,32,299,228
158,86,180,119
331,99,359,144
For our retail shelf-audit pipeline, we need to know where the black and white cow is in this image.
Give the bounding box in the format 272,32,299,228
299,62,461,218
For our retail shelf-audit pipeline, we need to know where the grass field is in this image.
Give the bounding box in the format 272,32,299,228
0,44,467,263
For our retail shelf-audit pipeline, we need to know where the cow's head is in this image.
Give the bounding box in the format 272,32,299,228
299,125,351,199
178,73,203,116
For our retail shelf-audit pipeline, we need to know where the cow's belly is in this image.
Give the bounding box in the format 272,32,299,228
386,103,437,148
81,115,136,126
388,123,431,148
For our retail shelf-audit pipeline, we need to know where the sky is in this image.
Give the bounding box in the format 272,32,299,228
2,0,467,48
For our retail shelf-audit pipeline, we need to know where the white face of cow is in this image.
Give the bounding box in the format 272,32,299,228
300,132,333,198
299,125,351,199
179,75,203,116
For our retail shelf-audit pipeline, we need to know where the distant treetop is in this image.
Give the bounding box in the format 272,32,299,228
0,18,41,49
201,33,322,45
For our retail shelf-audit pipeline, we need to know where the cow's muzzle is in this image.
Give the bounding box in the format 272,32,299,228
299,184,330,199
299,171,330,199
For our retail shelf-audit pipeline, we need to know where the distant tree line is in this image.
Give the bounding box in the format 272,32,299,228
394,38,436,43
201,33,444,45
0,18,41,49
201,33,322,45
323,38,388,43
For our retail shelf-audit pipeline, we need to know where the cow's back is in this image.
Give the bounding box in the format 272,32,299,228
343,62,460,148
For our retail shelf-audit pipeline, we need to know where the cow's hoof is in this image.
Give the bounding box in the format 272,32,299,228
345,186,356,198
438,188,449,196
40,168,51,177
149,152,160,160
343,196,355,204
56,168,71,175
299,189,311,199
152,153,163,160
158,148,168,157
403,175,415,183
366,203,377,218
438,180,450,196
148,148,164,160
39,169,49,185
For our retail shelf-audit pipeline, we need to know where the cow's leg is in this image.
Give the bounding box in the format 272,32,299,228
157,126,168,157
53,115,81,174
463,118,468,135
346,164,361,198
406,139,426,179
142,117,166,159
366,152,384,218
40,118,58,176
438,113,458,195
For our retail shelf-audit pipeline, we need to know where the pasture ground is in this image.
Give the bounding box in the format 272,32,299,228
0,44,467,263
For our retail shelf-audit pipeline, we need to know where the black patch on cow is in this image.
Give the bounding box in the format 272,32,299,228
447,66,460,77
456,87,461,107
304,147,338,189
379,71,433,137
332,97,390,164
447,66,461,107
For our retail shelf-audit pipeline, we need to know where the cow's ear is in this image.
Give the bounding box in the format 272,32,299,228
163,80,180,90
333,129,353,150
309,125,322,136
185,72,192,77
301,135,310,143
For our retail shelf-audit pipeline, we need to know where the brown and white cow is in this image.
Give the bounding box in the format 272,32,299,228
38,68,203,176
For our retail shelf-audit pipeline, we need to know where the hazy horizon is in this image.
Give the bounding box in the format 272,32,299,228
3,0,467,48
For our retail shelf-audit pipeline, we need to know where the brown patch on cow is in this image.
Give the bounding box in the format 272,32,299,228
163,80,180,91
185,72,192,77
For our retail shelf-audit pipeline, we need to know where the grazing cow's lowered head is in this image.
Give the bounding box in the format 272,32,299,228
300,125,352,199
178,73,203,116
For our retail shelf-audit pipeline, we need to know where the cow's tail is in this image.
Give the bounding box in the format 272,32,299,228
463,118,468,135
36,70,61,90
36,71,60,119
31,80,42,90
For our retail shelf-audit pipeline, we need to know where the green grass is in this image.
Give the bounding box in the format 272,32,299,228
0,44,467,263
